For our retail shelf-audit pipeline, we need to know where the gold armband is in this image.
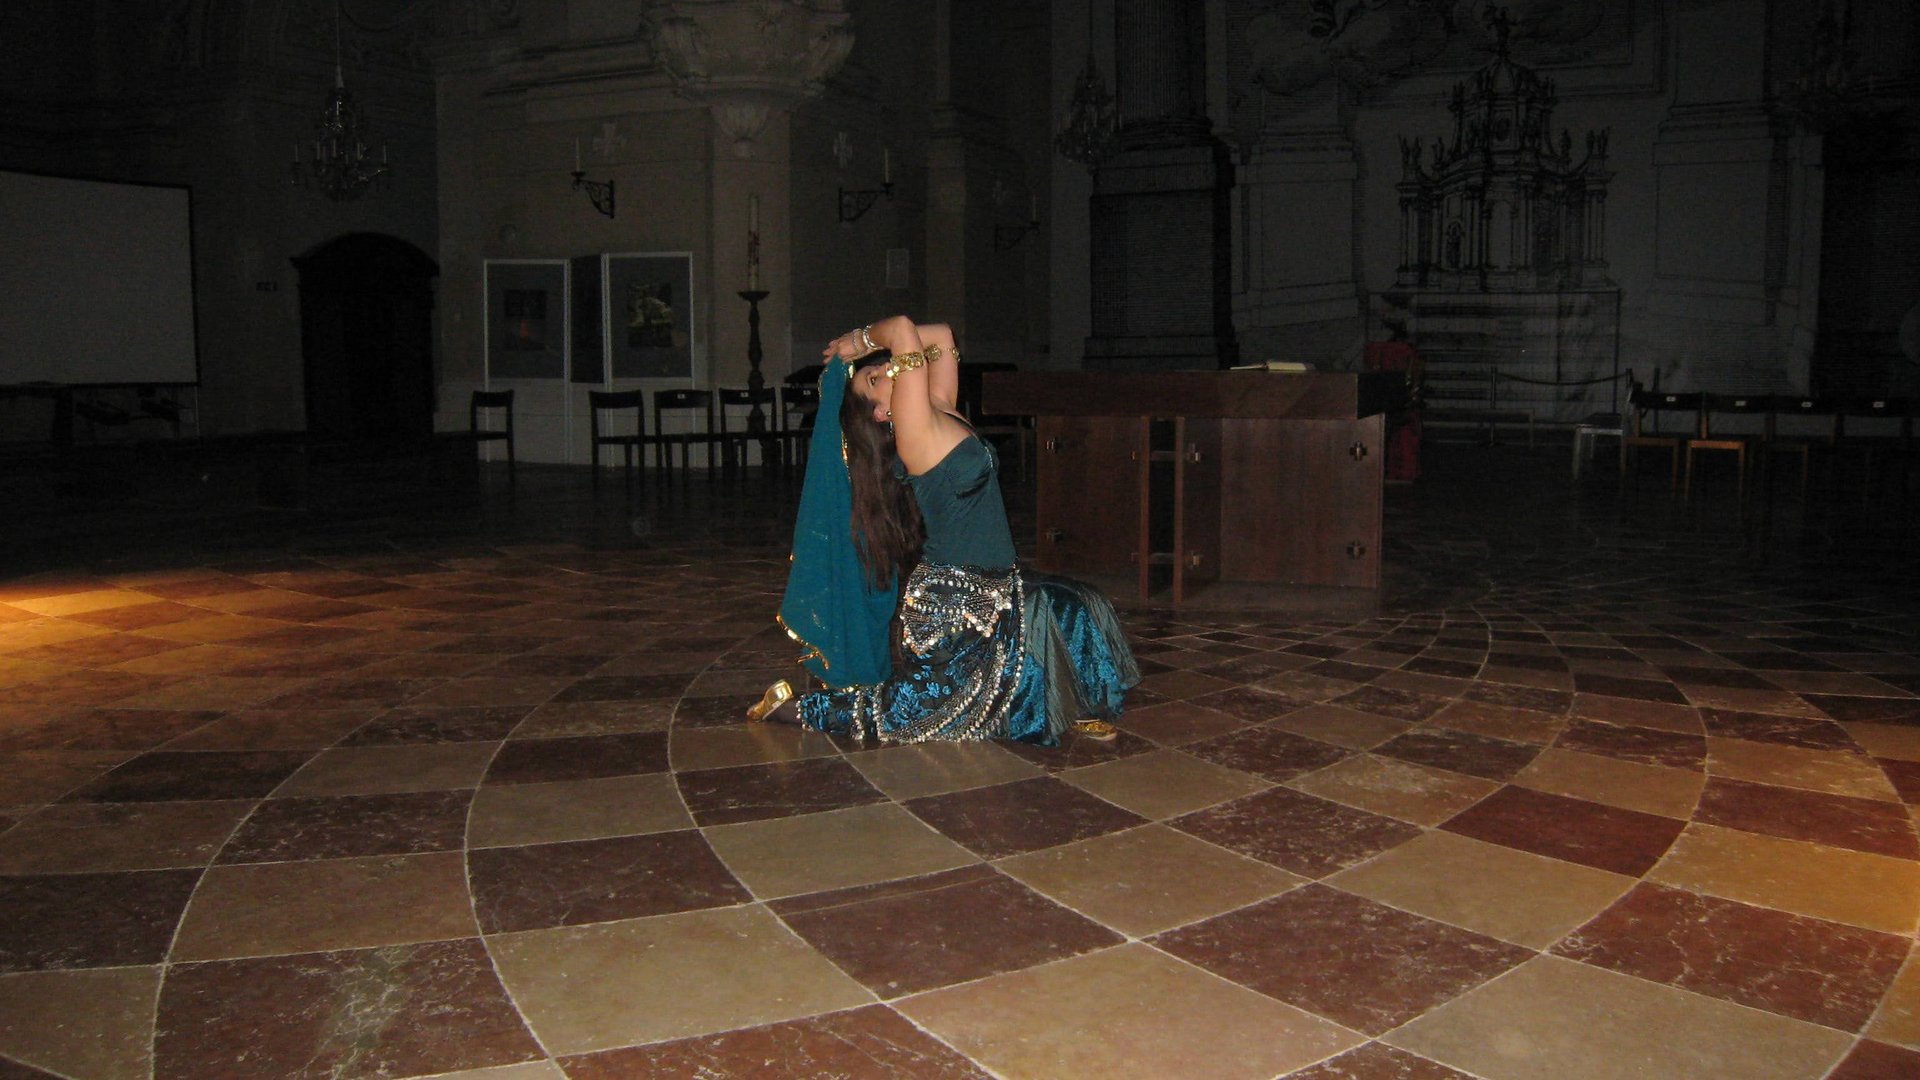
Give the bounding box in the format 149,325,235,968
884,351,928,379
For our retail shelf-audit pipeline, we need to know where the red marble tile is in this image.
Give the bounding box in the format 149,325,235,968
63,602,206,630
1486,651,1569,673
771,866,1121,997
1880,758,1920,805
1826,1040,1920,1080
221,651,380,677
217,790,470,863
1441,785,1685,876
1571,672,1690,705
1150,884,1531,1035
10,632,189,667
0,869,200,971
60,750,314,803
1171,786,1423,878
469,829,750,932
1554,717,1706,768
0,708,221,752
1699,706,1858,751
902,775,1148,859
153,939,542,1079
1183,724,1353,781
1333,684,1450,723
236,625,371,650
1695,777,1920,859
341,705,531,745
1402,656,1482,679
1188,686,1305,722
551,673,696,703
0,1058,60,1078
561,1004,993,1078
139,577,265,600
1304,659,1389,684
483,731,669,784
1552,882,1908,1031
261,677,437,709
248,598,380,623
1460,682,1571,714
1805,695,1920,724
677,757,889,826
1372,727,1541,781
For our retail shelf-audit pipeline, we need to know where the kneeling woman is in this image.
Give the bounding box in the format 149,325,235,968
752,315,1138,745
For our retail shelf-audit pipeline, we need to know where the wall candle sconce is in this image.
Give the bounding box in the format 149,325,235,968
993,193,1040,250
838,147,894,223
572,139,615,218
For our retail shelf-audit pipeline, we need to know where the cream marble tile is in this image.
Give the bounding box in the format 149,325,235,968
668,724,841,772
1266,704,1412,750
1059,749,1272,820
847,740,1043,800
428,1064,566,1080
996,824,1302,937
1286,752,1499,826
0,967,161,1080
900,943,1362,1080
468,772,691,849
704,802,976,899
1844,722,1920,762
1649,823,1920,935
1329,830,1635,949
1514,747,1703,819
1681,686,1826,717
1706,737,1901,801
489,905,871,1055
1431,699,1567,746
10,590,151,616
275,742,497,796
1867,949,1920,1050
1388,955,1853,1080
171,852,478,961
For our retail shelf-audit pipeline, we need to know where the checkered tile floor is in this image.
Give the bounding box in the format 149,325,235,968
0,444,1915,1078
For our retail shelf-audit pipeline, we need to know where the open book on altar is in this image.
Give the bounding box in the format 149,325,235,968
1229,360,1316,373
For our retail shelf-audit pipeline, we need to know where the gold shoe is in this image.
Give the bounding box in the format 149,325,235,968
1073,720,1118,743
747,679,795,723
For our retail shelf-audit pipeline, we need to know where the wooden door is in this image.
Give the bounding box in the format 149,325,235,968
1218,415,1384,588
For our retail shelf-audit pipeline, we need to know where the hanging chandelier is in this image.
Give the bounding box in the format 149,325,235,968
291,1,390,201
1054,52,1120,171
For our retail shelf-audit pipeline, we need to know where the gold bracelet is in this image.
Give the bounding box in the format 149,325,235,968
884,351,928,379
858,325,879,353
925,343,944,363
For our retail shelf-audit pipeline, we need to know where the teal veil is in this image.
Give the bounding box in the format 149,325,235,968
777,358,899,688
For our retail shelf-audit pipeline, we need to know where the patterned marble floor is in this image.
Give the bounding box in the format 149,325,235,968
0,444,1916,1079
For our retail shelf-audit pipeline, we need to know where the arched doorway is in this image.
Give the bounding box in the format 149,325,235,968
293,233,438,443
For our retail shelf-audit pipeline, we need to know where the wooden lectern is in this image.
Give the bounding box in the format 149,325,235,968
981,372,1395,605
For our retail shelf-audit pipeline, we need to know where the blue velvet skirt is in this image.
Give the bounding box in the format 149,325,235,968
796,562,1139,746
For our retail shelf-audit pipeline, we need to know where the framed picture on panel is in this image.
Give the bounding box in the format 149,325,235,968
483,259,569,382
603,252,694,381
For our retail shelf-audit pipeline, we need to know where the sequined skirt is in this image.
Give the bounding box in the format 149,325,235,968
797,562,1139,746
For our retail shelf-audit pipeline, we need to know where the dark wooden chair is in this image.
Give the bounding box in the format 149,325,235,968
1686,393,1770,502
652,388,720,477
469,389,515,480
1764,396,1840,499
1620,385,1700,491
779,383,820,471
1837,397,1914,498
715,386,782,475
587,389,651,491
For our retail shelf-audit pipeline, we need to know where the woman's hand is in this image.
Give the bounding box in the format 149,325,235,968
822,328,869,362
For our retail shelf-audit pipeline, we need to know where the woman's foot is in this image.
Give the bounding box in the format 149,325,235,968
747,680,800,724
1072,720,1118,743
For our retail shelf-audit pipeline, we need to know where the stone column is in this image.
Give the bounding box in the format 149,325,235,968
1084,0,1235,371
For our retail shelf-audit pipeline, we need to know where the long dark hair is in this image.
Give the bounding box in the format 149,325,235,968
842,357,924,589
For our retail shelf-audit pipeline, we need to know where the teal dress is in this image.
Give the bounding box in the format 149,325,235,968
796,436,1139,745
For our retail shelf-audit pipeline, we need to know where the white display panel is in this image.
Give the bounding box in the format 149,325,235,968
0,170,198,386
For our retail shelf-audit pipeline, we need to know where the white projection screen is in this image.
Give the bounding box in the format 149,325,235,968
0,170,199,386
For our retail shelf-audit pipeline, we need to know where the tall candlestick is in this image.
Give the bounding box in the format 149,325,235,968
883,148,891,184
749,194,758,233
748,195,761,290
574,138,582,172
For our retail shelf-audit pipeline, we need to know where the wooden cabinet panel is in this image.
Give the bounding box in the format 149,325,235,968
1033,415,1146,577
1218,416,1383,588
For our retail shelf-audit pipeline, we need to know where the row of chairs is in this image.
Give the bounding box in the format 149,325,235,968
1621,387,1914,500
468,385,819,486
